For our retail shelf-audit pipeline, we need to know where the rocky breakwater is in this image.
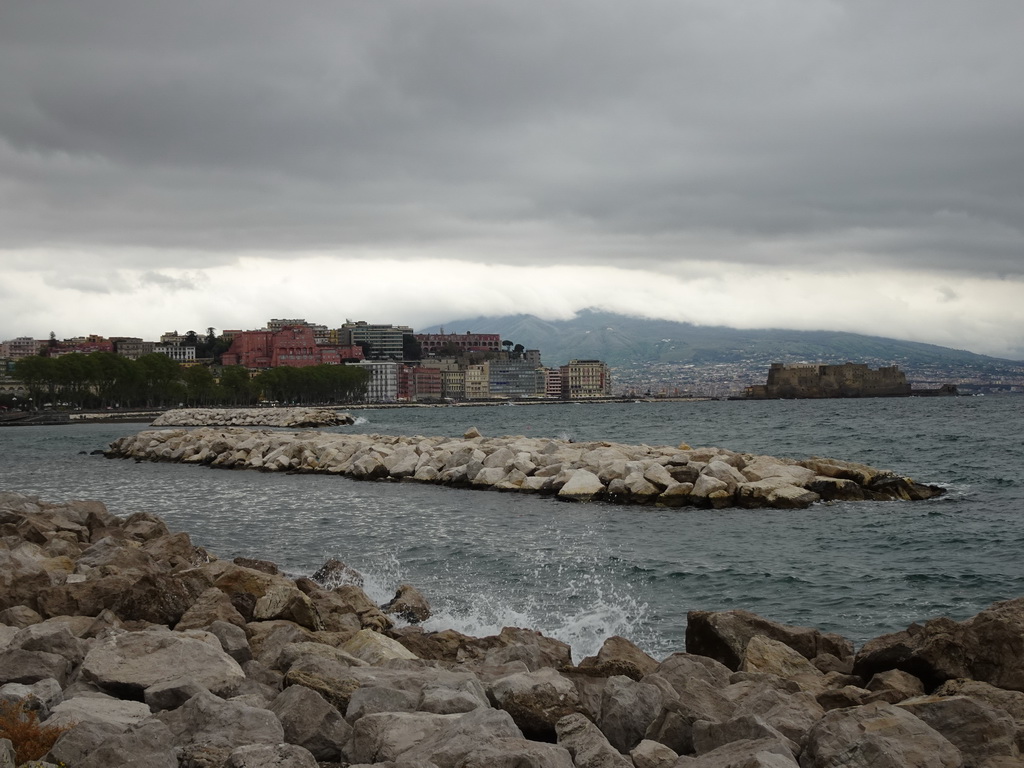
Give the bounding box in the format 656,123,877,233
151,408,355,428
106,426,944,510
4,491,1024,767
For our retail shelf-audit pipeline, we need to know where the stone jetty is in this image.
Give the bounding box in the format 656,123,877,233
151,408,355,428
3,490,1024,768
106,426,944,509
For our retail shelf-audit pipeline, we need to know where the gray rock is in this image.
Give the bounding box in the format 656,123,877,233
405,707,568,768
175,587,248,631
0,649,71,686
853,597,1024,691
557,470,606,502
45,694,151,730
455,739,574,768
556,712,631,767
81,626,245,697
686,610,852,671
7,623,85,666
728,686,824,746
692,714,799,758
650,653,732,692
0,607,43,629
208,620,252,663
76,719,178,768
685,737,798,766
346,685,418,723
866,668,926,703
897,694,1018,766
630,738,679,768
144,676,208,712
418,679,489,714
643,672,733,755
157,689,285,752
44,720,124,766
225,742,319,768
383,584,432,624
578,635,659,680
270,684,351,761
349,711,458,764
490,666,583,741
0,678,63,718
598,675,664,753
801,700,963,768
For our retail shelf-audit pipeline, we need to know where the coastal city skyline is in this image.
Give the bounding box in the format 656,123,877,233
2,1,1023,360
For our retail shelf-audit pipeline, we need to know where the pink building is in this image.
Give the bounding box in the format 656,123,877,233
221,325,364,370
415,332,501,355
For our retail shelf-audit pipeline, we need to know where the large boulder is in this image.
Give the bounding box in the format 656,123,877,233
686,609,852,671
578,636,659,681
557,470,606,502
348,711,460,764
81,626,245,698
800,700,963,768
556,713,631,768
854,597,1024,691
73,719,178,768
45,695,152,730
157,689,285,761
382,584,432,624
225,743,319,768
739,636,825,692
269,684,351,761
342,629,419,665
897,694,1019,767
684,737,798,767
598,675,665,753
490,667,583,741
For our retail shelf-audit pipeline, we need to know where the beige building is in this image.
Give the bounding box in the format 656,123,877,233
464,364,490,400
560,359,612,399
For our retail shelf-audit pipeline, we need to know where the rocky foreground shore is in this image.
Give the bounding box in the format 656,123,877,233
105,426,944,510
3,492,1024,767
152,408,355,429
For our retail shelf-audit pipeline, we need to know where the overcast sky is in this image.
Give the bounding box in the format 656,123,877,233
2,0,1022,359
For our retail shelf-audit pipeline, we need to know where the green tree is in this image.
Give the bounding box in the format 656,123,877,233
183,365,215,406
136,353,182,407
218,365,253,405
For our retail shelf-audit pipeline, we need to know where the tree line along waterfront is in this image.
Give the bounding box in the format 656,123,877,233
3,353,370,410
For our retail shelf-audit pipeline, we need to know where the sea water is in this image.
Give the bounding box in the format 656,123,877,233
1,396,1021,661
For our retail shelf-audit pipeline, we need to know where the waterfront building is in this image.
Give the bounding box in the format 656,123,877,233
542,368,565,399
340,321,414,359
487,360,544,399
352,359,401,401
560,359,612,399
408,366,443,401
464,364,490,400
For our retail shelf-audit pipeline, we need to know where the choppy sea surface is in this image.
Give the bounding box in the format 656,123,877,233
2,396,1022,661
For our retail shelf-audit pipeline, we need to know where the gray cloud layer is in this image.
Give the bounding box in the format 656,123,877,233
3,0,1022,273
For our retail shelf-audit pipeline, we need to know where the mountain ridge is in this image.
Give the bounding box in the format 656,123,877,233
419,310,1021,372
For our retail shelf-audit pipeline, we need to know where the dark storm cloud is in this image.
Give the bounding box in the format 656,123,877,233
1,0,1022,274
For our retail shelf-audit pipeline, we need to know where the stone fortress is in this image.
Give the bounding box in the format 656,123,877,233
745,362,915,399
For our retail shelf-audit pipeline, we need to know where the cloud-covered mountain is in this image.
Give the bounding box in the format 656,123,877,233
421,310,1022,371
